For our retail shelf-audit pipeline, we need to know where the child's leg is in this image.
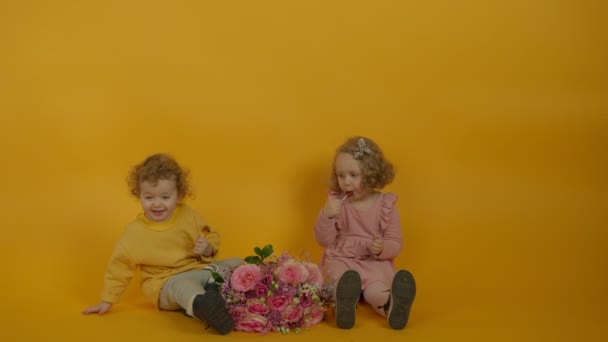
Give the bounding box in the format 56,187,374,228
323,260,351,286
212,257,243,269
158,269,207,315
158,259,243,312
202,258,242,291
158,268,235,335
362,281,390,317
206,258,243,281
159,258,242,308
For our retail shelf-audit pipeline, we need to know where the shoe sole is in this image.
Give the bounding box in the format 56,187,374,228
193,291,234,335
335,270,361,329
387,270,416,330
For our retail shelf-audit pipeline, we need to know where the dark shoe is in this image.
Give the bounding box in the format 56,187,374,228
204,281,221,292
192,290,234,335
386,270,416,330
335,270,361,329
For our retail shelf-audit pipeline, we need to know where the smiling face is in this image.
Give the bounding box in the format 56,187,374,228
334,152,369,200
139,178,179,222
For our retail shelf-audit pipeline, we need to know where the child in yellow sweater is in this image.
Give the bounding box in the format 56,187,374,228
82,153,241,335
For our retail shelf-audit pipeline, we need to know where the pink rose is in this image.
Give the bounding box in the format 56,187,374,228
282,304,303,323
304,262,324,288
229,306,247,321
254,283,269,297
235,313,271,334
275,260,309,284
230,264,262,292
268,295,290,311
299,293,313,308
303,308,324,327
247,299,269,315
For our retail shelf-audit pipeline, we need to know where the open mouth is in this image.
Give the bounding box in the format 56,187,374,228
341,191,354,200
151,209,166,216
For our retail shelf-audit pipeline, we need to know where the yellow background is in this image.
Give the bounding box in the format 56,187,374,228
1,0,606,341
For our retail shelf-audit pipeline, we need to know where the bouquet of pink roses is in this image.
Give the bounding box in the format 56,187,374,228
211,245,334,334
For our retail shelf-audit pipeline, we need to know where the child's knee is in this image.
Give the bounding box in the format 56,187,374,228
218,257,242,269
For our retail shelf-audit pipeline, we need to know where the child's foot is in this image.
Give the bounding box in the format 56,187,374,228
192,290,234,335
335,270,361,329
386,270,416,330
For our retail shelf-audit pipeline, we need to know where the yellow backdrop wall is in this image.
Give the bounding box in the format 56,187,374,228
1,1,606,341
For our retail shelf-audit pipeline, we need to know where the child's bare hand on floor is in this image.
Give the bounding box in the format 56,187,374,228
82,301,112,315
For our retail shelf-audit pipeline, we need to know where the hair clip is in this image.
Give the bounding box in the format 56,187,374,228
353,138,372,160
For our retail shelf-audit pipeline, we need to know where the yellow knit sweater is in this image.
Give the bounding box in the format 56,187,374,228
100,204,220,306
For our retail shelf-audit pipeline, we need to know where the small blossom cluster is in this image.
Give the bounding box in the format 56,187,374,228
215,246,333,334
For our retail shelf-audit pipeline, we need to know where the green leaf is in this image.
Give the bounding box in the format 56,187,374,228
254,247,263,257
211,272,224,284
261,244,274,259
244,256,262,265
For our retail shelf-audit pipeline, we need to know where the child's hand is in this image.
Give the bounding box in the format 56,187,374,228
193,236,213,256
82,301,112,315
323,198,343,219
370,237,384,255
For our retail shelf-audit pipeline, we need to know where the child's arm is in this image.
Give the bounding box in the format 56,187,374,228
100,241,137,304
314,210,339,247
375,203,403,259
314,194,346,247
82,240,135,315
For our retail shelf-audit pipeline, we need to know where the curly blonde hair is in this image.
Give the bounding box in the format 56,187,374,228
328,136,395,192
127,153,192,199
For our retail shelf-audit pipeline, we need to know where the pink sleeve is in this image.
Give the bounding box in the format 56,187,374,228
314,209,339,247
313,192,345,247
377,193,403,260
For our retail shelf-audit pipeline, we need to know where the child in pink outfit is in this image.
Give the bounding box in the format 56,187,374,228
314,136,416,330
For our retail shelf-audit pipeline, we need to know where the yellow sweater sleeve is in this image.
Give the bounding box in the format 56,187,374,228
100,240,136,304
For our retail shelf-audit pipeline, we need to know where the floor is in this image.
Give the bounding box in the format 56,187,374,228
5,262,606,342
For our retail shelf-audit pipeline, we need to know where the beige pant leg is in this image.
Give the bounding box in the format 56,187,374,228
158,257,243,314
206,257,243,279
158,269,207,313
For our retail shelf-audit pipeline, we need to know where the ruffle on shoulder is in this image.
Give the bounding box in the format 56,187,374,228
379,192,398,234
